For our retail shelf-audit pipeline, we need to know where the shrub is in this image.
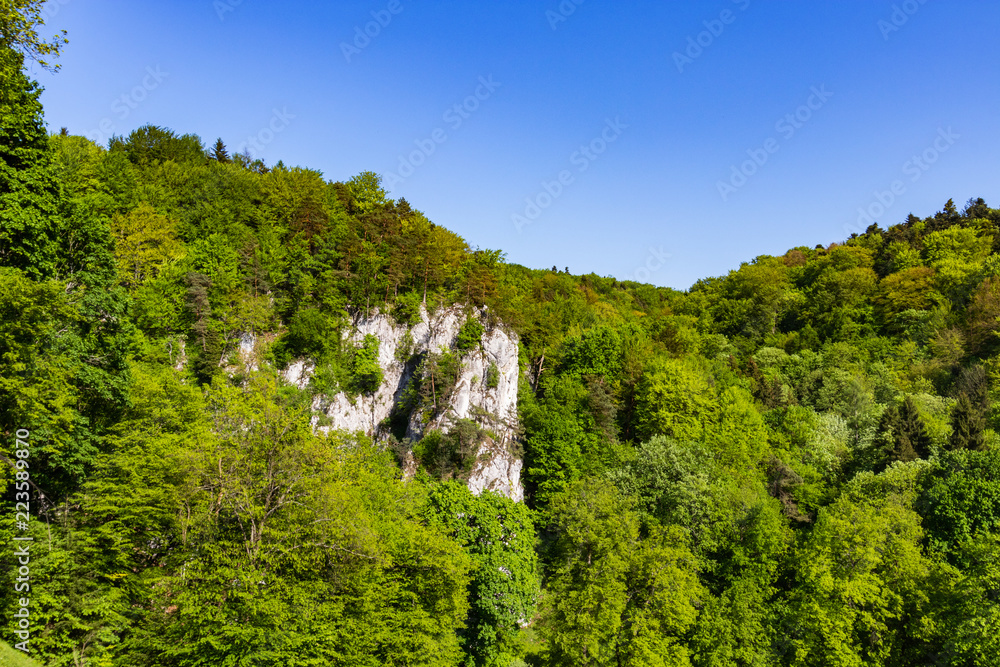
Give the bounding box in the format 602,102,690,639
456,316,484,355
413,419,485,480
351,334,383,394
486,362,500,389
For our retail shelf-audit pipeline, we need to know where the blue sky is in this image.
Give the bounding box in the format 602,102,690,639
33,0,1000,290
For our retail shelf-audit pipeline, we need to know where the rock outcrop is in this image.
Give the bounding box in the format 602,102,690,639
243,306,523,501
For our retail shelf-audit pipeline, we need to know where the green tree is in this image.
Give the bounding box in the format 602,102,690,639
426,483,540,667
346,170,389,216
540,480,704,667
949,365,988,450
111,125,205,166
0,0,66,72
211,137,230,163
784,495,933,667
930,534,1000,665
352,334,383,394
634,358,717,443
923,226,992,304
881,396,932,463
110,202,184,291
0,268,89,489
456,316,485,355
114,372,473,666
920,448,1000,561
0,47,62,278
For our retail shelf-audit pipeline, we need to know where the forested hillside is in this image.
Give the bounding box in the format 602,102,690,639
3,5,1000,667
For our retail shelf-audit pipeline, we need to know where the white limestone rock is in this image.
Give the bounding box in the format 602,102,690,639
270,305,524,501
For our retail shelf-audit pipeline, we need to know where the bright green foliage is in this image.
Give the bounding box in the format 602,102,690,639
13,368,474,666
607,436,718,543
456,316,485,355
633,360,768,472
7,10,1000,658
784,496,932,667
539,480,704,666
110,202,183,291
919,448,1000,560
922,226,992,303
874,266,940,327
561,326,623,380
0,49,62,278
634,358,717,442
485,362,500,389
426,483,540,666
346,170,389,215
120,373,470,666
690,577,781,667
697,257,798,344
352,334,383,394
0,1,66,71
522,374,630,507
0,267,129,493
929,534,1000,665
707,386,770,471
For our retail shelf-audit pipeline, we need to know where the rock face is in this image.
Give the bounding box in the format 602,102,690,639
263,306,523,501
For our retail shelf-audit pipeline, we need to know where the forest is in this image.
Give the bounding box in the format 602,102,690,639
2,3,1000,666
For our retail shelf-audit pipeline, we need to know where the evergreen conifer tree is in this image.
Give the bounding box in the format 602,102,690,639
883,396,933,462
211,137,230,163
950,365,989,450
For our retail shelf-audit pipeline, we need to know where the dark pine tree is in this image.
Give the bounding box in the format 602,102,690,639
883,396,933,463
898,396,933,461
211,137,230,163
184,271,221,384
950,393,986,451
950,365,989,450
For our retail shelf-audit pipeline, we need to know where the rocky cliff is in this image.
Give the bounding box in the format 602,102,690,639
244,306,524,501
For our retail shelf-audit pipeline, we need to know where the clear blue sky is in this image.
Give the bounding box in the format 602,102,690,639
33,0,1000,290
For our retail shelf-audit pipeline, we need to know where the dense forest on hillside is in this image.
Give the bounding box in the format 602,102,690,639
3,5,1000,667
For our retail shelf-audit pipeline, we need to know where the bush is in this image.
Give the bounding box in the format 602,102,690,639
486,362,500,389
395,330,415,363
272,307,335,366
419,350,461,414
393,290,423,326
413,419,485,480
456,316,484,355
919,448,1000,563
351,334,383,394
